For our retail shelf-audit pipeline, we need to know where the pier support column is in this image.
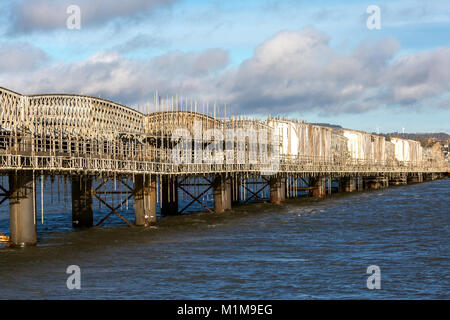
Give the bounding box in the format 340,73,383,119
134,175,157,226
423,173,434,181
161,176,178,216
356,176,363,191
339,177,356,192
407,173,423,184
71,175,93,228
365,176,389,190
231,176,240,205
226,176,232,210
213,175,232,213
309,177,326,198
9,172,36,247
368,179,379,190
269,177,285,204
389,174,407,186
400,174,407,185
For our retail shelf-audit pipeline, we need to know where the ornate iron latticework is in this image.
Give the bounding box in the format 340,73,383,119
0,86,448,176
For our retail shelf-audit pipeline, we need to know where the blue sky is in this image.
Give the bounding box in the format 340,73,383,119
0,0,449,133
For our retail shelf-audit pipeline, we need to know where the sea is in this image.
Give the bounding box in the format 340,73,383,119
0,178,448,299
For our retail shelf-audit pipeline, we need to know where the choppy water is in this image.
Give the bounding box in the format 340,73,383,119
0,178,449,299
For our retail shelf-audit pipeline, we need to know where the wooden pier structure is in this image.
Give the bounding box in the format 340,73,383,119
0,87,448,246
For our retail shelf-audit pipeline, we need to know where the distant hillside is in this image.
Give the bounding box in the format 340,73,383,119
307,124,448,147
311,123,342,130
379,132,449,140
376,132,450,147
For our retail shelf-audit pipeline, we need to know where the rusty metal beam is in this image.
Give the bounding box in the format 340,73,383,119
95,193,134,227
242,182,269,204
178,184,214,214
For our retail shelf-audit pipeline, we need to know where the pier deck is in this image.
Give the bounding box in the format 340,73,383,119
1,87,448,246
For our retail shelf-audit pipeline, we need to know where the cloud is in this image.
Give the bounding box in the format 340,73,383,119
0,48,229,106
383,47,450,104
151,49,229,77
218,28,401,114
0,42,48,72
112,34,171,53
0,27,449,116
9,0,176,34
218,28,449,115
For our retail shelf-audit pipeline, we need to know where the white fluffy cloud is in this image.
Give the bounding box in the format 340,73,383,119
220,28,449,114
383,47,450,104
0,47,228,106
1,27,449,115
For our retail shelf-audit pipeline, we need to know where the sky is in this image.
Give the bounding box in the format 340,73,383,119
0,0,449,133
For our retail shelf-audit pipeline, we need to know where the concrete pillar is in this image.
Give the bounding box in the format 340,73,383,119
418,173,424,183
134,175,157,226
213,175,232,213
389,174,407,186
269,177,285,204
71,175,93,228
231,176,240,205
339,177,356,192
381,176,389,188
356,176,363,191
225,177,232,210
161,176,178,216
309,177,326,198
366,178,379,190
281,177,286,200
423,173,433,181
9,172,36,247
407,173,423,184
365,176,388,190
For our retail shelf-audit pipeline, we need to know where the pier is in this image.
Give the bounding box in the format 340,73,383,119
0,87,448,247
